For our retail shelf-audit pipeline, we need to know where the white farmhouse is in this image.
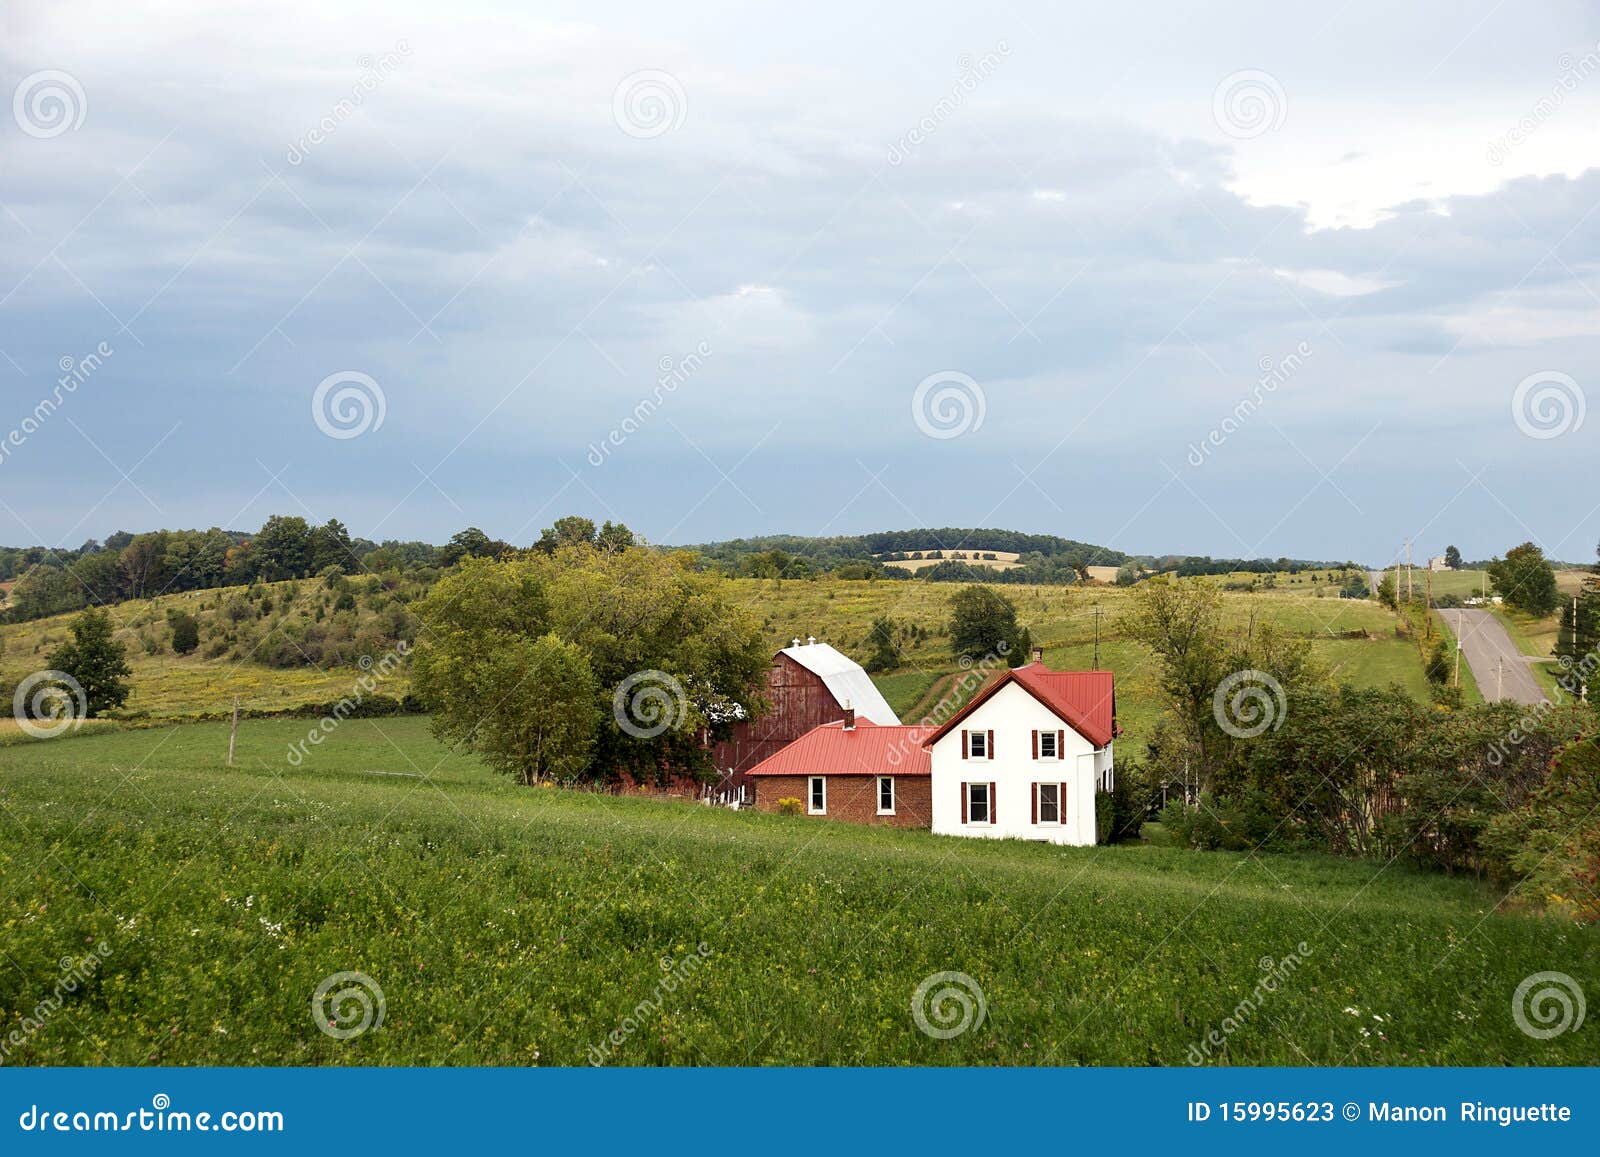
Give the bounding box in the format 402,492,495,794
923,663,1116,846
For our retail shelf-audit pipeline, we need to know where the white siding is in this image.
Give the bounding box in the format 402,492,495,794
929,681,1110,846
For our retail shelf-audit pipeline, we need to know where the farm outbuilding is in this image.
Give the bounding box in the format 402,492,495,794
707,638,898,790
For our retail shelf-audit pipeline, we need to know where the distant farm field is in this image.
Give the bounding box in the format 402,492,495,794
1,718,1593,1066
1,574,1434,754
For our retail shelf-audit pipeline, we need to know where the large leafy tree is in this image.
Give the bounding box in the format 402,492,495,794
947,585,1022,662
1487,541,1558,616
411,544,767,785
47,607,132,716
1444,544,1463,570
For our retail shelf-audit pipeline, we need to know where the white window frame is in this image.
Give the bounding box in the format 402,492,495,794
877,775,895,815
966,730,989,760
1036,782,1062,825
808,776,826,815
966,781,991,825
1038,730,1059,760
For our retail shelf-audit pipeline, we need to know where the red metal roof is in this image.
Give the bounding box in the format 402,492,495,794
921,664,1116,749
745,718,932,777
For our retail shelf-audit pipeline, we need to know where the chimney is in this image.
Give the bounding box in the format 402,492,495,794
1031,646,1044,665
842,702,855,730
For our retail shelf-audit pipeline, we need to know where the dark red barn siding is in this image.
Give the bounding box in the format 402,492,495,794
709,653,860,784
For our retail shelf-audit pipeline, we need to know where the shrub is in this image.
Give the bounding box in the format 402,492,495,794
776,798,803,815
1482,737,1600,922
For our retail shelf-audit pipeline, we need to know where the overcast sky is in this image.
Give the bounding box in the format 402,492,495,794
2,0,1598,564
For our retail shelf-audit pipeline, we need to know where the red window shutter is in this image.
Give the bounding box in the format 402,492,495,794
1031,730,1038,759
962,731,969,759
961,782,968,824
1057,729,1065,755
1060,782,1067,823
990,781,997,824
1031,783,1038,825
987,730,995,758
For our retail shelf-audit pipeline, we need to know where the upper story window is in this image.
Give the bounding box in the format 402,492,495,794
1038,730,1059,760
964,729,991,759
877,776,895,815
808,776,826,815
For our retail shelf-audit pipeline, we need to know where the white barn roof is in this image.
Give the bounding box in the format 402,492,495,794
779,641,900,725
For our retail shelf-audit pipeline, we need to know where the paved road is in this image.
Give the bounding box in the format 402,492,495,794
1437,608,1546,705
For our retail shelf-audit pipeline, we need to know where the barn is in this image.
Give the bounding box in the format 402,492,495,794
708,637,899,793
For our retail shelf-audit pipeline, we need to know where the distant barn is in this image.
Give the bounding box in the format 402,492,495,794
709,638,898,790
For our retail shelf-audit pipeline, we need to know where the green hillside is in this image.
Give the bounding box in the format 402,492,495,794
1,718,1591,1066
1,573,1431,754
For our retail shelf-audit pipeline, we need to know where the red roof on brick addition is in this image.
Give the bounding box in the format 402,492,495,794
745,719,932,777
922,664,1116,749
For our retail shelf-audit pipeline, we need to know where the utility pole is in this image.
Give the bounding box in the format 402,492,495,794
1425,566,1433,639
227,697,239,767
1497,657,1504,701
1453,615,1462,688
1405,539,1414,605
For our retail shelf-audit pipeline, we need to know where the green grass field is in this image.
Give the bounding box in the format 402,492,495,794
1,718,1593,1066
